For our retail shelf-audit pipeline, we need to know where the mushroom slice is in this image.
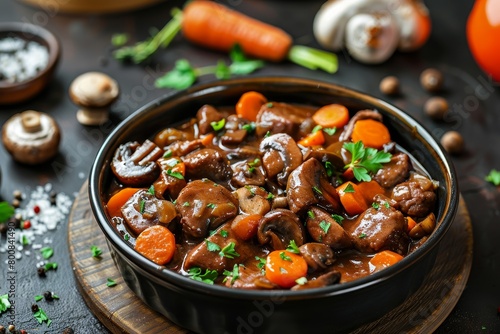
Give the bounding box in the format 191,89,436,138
231,158,266,188
257,209,306,250
260,133,303,186
121,189,177,236
286,158,342,215
299,243,336,272
233,186,271,216
111,140,163,187
291,271,341,291
408,213,436,239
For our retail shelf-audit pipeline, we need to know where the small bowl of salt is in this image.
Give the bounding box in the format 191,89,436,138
0,22,60,105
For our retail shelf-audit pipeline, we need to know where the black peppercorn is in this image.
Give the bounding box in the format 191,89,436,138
43,291,54,301
31,303,40,313
37,267,46,277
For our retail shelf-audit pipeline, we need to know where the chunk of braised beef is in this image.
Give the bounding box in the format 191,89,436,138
183,148,233,183
374,153,412,188
121,189,177,236
221,129,247,146
306,207,352,250
286,158,342,215
291,271,341,290
166,139,203,157
339,110,384,142
197,104,225,135
255,102,313,138
153,156,187,200
391,174,436,217
257,209,306,250
260,133,303,186
233,186,271,216
154,126,195,148
344,205,409,255
183,223,262,274
299,242,336,272
175,179,238,239
231,158,266,188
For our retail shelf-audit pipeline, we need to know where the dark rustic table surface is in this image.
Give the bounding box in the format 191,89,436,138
1,0,499,333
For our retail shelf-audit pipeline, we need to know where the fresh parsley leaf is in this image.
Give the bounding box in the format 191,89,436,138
147,185,155,195
331,214,344,225
295,277,308,285
211,118,226,131
166,169,184,179
255,256,266,269
319,221,331,234
139,199,146,214
344,183,355,193
372,202,380,209
311,125,323,134
40,247,54,260
220,230,229,238
163,150,173,158
111,33,128,47
206,203,216,209
343,141,392,182
266,103,273,108
384,202,390,209
307,210,315,219
219,242,240,259
155,59,197,90
358,233,367,239
34,295,44,302
106,278,117,287
485,169,500,186
124,233,130,241
0,202,15,223
280,251,292,261
266,192,275,200
21,234,30,246
44,262,58,271
91,245,102,258
223,263,242,284
205,239,221,252
0,294,11,313
188,267,218,285
324,161,334,177
215,60,231,79
229,44,265,75
242,123,256,133
182,202,190,207
312,186,323,195
323,127,337,136
33,306,51,326
286,240,300,254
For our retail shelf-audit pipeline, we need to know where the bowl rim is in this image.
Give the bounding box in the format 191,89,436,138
89,76,459,300
0,21,60,89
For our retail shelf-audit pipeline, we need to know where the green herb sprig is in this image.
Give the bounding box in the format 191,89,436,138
188,267,219,284
343,141,392,182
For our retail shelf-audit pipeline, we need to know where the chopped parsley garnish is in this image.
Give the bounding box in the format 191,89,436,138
311,125,323,134
33,306,51,326
106,278,117,287
264,131,271,138
40,247,54,260
166,158,180,167
34,295,44,302
44,262,58,271
163,150,173,158
220,230,229,238
205,239,221,252
331,214,344,225
319,221,331,234
223,264,241,284
124,233,130,241
245,185,256,196
147,185,155,195
343,141,392,182
323,127,337,136
0,202,15,223
91,245,102,258
307,210,315,219
279,251,292,261
247,158,260,173
219,242,240,259
266,192,275,200
286,240,300,254
358,233,367,239
21,234,30,246
166,169,184,179
111,33,128,47
344,183,355,193
324,161,334,177
183,201,190,207
295,277,308,285
384,202,390,209
485,169,500,186
255,256,266,269
206,203,216,209
372,202,380,210
211,118,226,131
188,267,218,285
266,103,273,108
139,199,146,214
312,186,323,195
242,122,256,133
0,294,11,314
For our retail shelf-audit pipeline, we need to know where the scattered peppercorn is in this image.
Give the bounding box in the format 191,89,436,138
441,131,464,155
379,76,400,96
62,327,75,334
37,266,46,277
0,325,5,334
424,96,449,120
31,303,40,313
420,68,444,93
13,190,23,200
7,325,15,333
43,291,54,301
11,199,21,208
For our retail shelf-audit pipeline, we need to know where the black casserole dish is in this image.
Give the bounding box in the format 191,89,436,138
89,77,458,334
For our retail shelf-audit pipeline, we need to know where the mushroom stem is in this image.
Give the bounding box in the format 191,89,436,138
21,110,42,133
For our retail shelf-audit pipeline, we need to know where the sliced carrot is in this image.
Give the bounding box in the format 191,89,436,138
265,250,308,288
135,225,176,265
182,1,293,62
351,119,391,149
369,250,404,273
357,180,385,204
336,181,368,216
297,130,325,147
406,216,418,234
231,214,262,240
106,188,141,218
312,104,350,128
235,91,268,122
200,133,215,146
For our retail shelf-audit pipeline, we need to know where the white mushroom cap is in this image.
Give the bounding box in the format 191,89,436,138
1,110,61,165
69,71,119,108
313,0,431,64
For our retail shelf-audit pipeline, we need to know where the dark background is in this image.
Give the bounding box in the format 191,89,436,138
1,0,499,333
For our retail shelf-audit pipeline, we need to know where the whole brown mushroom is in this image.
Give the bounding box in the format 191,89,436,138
2,110,61,165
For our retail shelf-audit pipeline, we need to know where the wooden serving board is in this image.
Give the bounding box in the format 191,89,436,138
68,182,473,334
